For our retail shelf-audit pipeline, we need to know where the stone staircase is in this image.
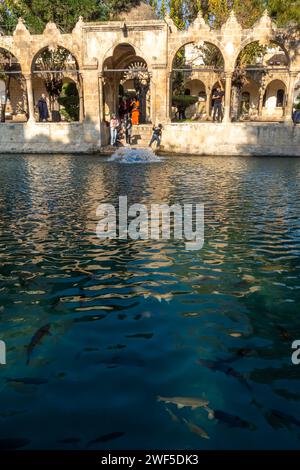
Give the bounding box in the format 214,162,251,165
131,124,153,147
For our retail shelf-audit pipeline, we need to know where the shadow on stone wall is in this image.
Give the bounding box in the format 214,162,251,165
0,119,103,154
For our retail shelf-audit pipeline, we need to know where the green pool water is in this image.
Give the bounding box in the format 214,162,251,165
0,153,300,450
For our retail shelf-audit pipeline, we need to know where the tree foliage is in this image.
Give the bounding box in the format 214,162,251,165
0,0,144,33
1,1,299,34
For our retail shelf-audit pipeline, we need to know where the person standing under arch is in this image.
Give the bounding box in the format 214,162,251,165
212,87,225,123
131,97,140,125
37,94,49,122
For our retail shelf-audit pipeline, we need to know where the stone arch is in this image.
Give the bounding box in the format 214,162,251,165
184,78,206,97
171,41,224,122
294,77,300,106
103,43,151,124
0,46,27,122
233,37,290,68
262,79,287,119
239,78,260,119
102,41,152,71
0,43,24,70
30,44,80,73
31,45,80,122
168,36,226,72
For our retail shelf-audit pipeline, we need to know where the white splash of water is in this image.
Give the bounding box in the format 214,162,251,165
109,147,161,163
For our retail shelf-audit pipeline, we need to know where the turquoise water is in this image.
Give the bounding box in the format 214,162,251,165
0,154,300,450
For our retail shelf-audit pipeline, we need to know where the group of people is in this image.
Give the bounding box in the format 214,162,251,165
119,96,140,125
110,113,133,146
110,112,163,149
109,96,141,147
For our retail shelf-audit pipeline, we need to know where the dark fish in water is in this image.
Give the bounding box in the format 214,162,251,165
26,324,51,365
267,409,300,429
126,333,153,339
214,410,256,430
6,377,48,385
0,438,30,449
97,353,144,368
87,432,125,446
275,324,292,340
107,344,126,350
274,389,300,401
225,348,257,363
198,358,251,390
74,314,106,323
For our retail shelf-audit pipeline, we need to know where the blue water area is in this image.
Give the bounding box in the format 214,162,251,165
0,153,300,450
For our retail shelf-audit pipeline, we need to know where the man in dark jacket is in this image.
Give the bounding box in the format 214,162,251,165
212,87,225,122
37,94,49,122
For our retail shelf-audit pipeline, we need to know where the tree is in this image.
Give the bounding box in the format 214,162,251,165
268,0,300,27
0,0,143,33
169,0,185,29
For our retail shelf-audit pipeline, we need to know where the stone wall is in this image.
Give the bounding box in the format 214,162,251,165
0,121,299,156
160,123,300,156
0,122,100,153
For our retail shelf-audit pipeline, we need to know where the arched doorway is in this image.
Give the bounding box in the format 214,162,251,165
32,46,81,122
294,78,300,109
234,41,289,121
239,78,260,120
180,79,207,119
171,41,224,122
103,44,151,124
263,79,287,119
0,48,27,122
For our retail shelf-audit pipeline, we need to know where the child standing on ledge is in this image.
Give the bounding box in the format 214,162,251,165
149,124,163,149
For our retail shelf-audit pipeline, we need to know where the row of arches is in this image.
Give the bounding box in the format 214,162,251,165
0,45,80,122
0,38,299,124
180,78,288,122
170,39,295,123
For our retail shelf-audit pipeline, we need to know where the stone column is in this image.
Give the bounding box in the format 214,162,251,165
258,90,264,120
78,73,84,122
284,71,298,122
24,74,35,122
150,66,171,124
81,69,101,148
81,69,100,123
98,72,104,121
223,71,233,123
206,87,211,119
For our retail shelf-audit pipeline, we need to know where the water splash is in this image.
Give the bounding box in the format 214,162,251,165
109,147,162,163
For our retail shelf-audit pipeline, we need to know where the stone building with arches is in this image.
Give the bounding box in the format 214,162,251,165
0,6,299,155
